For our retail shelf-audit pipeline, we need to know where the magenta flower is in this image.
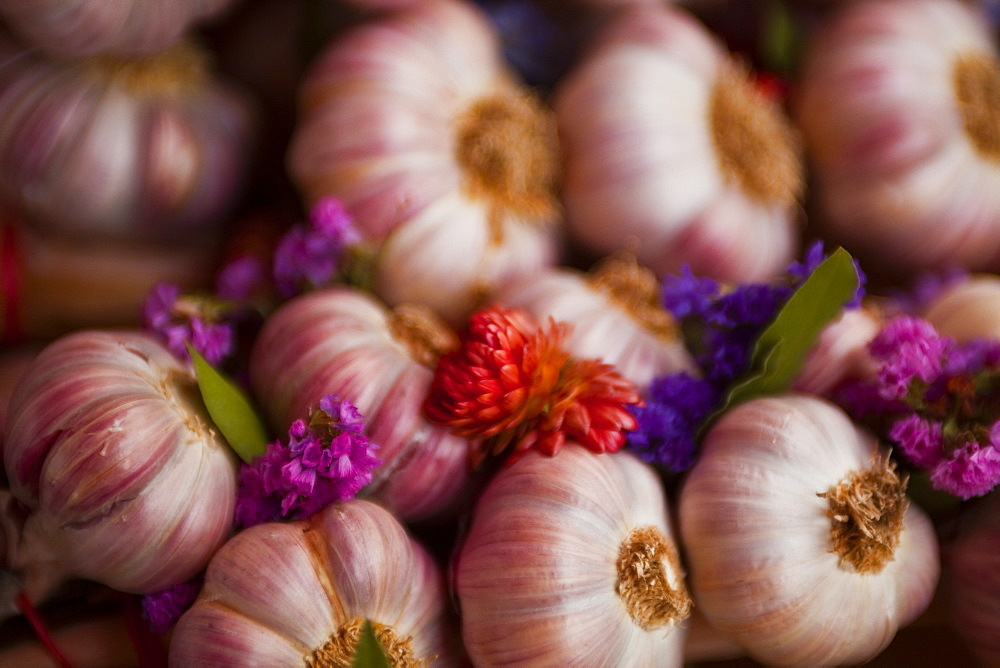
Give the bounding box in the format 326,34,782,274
273,197,361,297
141,579,202,634
234,395,380,528
868,316,948,400
930,441,1000,500
141,282,234,365
888,414,943,468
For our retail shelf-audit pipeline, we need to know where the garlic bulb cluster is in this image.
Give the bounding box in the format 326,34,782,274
0,33,254,244
944,490,1000,666
679,394,939,666
2,330,240,601
554,3,803,283
2,219,216,341
455,444,691,665
494,255,697,394
794,0,1000,275
288,0,561,325
249,286,474,522
921,273,1000,341
170,499,459,666
0,0,236,58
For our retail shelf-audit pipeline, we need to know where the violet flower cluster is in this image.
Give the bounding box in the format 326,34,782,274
141,282,234,365
628,242,865,473
837,316,1000,500
234,395,380,528
141,579,202,635
273,196,361,298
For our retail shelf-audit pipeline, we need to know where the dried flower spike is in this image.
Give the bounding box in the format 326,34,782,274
424,304,642,465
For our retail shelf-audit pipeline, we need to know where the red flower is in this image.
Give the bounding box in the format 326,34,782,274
424,304,643,465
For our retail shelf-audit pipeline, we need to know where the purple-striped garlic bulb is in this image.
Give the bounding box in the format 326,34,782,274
0,0,237,58
554,3,803,283
170,499,459,666
921,273,1000,342
287,0,561,325
2,218,216,342
794,0,1000,275
494,256,697,394
791,305,882,397
2,330,240,601
0,34,254,244
679,394,939,666
455,443,691,665
944,490,1000,665
249,286,474,522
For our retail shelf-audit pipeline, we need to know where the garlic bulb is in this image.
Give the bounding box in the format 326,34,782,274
791,305,882,397
921,273,1000,342
0,34,254,244
494,256,697,394
2,218,216,342
249,286,474,522
2,330,240,601
0,0,237,58
287,0,561,325
554,3,803,283
170,499,459,666
944,490,1000,666
455,443,691,665
679,394,939,666
794,0,1000,275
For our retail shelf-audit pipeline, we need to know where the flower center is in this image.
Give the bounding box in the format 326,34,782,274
615,526,692,632
586,255,678,341
709,65,802,206
86,41,208,97
953,52,1000,161
308,618,426,668
454,88,561,243
388,303,459,368
819,454,909,575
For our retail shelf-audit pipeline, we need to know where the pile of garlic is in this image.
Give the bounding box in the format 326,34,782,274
0,0,997,665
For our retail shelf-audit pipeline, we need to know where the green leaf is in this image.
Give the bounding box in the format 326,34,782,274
351,620,391,668
759,0,799,75
720,247,861,414
186,344,269,463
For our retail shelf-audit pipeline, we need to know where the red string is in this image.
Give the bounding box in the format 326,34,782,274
15,591,73,668
119,593,168,668
1,220,23,343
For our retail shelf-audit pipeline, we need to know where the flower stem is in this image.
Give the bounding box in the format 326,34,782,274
15,591,73,668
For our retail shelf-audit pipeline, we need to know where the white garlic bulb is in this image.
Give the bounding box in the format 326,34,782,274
921,273,1000,341
679,394,939,666
0,0,237,58
3,330,240,601
287,0,561,325
791,305,882,397
170,499,460,666
0,34,254,244
249,286,475,522
794,0,1000,275
554,3,802,283
455,443,691,665
494,256,697,394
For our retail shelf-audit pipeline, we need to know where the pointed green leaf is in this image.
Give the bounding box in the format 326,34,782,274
760,0,799,75
186,344,268,463
721,247,861,412
352,620,391,668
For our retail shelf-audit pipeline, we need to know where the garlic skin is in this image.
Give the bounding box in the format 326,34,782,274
494,259,697,394
455,444,691,665
554,3,802,283
0,34,254,244
170,499,459,666
794,0,1000,275
2,330,240,601
791,305,882,397
287,0,561,325
0,0,236,58
921,273,1000,341
679,394,939,666
944,491,1000,666
249,287,474,522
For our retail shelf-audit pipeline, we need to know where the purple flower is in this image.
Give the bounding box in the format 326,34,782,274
868,317,949,400
888,414,943,468
929,440,1000,500
141,579,201,634
216,255,269,301
662,266,721,321
273,197,360,298
628,374,718,473
140,282,234,365
234,396,380,528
